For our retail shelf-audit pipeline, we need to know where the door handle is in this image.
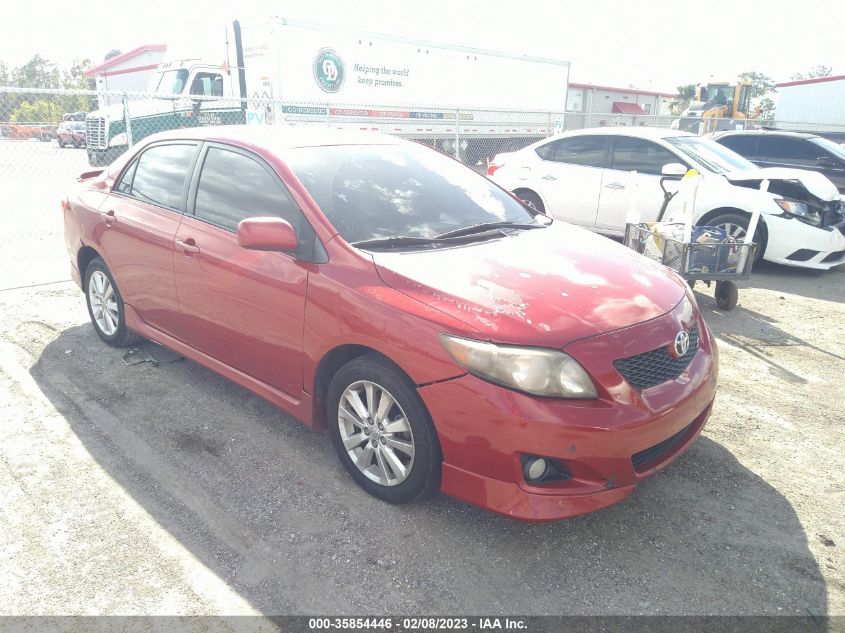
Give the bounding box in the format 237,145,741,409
103,209,117,225
541,175,557,181
176,238,200,255
604,182,626,190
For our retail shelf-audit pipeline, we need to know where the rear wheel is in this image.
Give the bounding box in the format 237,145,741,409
84,258,142,347
715,281,738,310
706,212,765,263
327,355,441,504
516,190,545,213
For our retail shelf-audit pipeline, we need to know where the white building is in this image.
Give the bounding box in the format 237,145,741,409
566,82,675,116
775,75,845,128
84,44,167,106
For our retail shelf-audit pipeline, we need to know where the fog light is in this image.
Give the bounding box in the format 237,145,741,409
524,457,548,482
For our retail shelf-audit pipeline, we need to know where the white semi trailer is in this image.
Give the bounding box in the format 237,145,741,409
85,17,570,166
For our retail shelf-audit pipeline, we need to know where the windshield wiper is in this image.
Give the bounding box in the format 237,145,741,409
434,220,547,239
351,236,445,250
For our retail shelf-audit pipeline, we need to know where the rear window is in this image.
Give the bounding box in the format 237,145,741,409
126,143,197,210
717,135,759,157
286,142,534,244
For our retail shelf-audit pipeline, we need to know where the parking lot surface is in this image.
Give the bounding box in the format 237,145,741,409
0,140,843,616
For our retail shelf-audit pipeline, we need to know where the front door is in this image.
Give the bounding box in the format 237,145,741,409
173,143,316,397
596,136,685,234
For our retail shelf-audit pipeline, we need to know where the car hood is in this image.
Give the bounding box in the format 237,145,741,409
371,223,687,347
724,167,840,201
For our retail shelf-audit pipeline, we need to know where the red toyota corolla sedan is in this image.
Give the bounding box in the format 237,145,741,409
63,126,718,522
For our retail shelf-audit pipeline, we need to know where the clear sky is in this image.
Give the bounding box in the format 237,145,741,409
1,0,841,91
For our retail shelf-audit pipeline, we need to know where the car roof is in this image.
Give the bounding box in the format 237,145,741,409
139,125,404,151
714,129,819,140
546,126,695,142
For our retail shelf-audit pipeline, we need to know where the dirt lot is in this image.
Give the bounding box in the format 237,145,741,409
0,140,843,618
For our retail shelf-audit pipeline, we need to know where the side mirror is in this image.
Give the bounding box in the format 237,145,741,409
661,162,688,178
237,217,298,252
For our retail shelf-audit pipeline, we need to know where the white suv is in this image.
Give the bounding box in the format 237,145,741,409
489,127,845,270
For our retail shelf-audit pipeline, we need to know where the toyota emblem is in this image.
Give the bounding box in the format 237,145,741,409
673,330,690,357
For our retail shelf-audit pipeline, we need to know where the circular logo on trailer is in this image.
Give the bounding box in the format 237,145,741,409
673,330,690,357
313,48,345,93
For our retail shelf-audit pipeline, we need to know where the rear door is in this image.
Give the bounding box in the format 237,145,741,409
99,142,200,340
173,143,317,397
716,134,760,164
534,135,608,227
595,136,685,233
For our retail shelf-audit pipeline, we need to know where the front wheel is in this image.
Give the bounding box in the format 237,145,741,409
706,212,765,263
327,355,441,504
84,258,142,347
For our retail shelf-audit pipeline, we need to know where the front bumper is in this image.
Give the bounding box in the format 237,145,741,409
419,310,718,522
763,214,845,269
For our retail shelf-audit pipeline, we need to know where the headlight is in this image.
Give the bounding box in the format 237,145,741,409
775,198,822,226
440,335,597,399
108,132,128,148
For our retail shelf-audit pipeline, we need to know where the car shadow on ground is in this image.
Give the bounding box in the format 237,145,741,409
743,260,845,303
30,325,828,616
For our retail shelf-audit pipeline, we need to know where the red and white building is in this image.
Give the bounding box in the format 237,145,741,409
566,82,676,116
84,44,167,106
775,75,845,128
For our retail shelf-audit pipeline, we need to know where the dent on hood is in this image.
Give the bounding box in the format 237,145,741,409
727,168,840,202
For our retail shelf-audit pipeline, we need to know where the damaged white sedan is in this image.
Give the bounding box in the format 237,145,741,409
489,128,845,270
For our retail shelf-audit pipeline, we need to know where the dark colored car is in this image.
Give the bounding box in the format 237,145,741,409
58,121,86,148
63,126,717,522
715,130,845,193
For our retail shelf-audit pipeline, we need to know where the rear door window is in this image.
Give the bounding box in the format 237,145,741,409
717,135,759,158
609,137,681,175
128,143,198,210
758,137,819,166
546,136,608,168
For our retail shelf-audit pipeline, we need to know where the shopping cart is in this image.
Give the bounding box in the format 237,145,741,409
622,169,756,310
623,223,756,310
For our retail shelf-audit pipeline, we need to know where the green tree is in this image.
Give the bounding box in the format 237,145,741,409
104,49,122,61
9,99,62,123
0,61,9,86
791,65,832,80
738,71,775,99
758,97,776,119
12,54,61,89
672,84,696,115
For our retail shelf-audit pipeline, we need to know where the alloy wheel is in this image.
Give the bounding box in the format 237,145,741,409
337,380,415,486
88,270,119,336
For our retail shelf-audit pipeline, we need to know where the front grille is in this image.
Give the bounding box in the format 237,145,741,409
631,421,693,472
86,117,107,149
613,326,700,391
822,250,845,264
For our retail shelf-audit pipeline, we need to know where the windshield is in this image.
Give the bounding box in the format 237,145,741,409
810,137,845,162
666,136,756,174
286,142,536,244
155,69,189,96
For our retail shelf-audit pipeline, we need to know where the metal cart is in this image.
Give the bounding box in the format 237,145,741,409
622,171,757,311
623,223,756,310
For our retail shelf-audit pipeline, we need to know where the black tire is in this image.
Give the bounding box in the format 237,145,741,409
516,190,545,213
327,355,442,504
84,257,142,347
715,281,738,310
706,211,765,263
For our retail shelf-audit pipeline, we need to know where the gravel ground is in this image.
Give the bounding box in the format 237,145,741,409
0,141,842,617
